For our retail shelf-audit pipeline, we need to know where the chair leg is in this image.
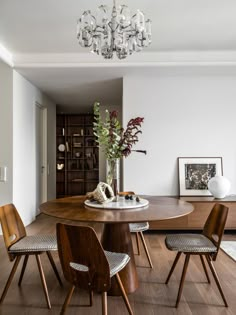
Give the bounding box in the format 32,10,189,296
206,255,228,307
175,254,190,308
139,231,153,268
165,252,181,284
46,251,63,286
135,232,140,255
115,273,134,315
200,255,210,283
89,290,93,306
60,285,75,315
18,254,29,286
0,256,21,304
101,291,108,315
35,254,51,309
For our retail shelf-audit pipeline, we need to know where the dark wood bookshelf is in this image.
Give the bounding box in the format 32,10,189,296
56,114,99,198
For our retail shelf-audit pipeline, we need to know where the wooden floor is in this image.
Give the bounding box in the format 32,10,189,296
0,214,235,315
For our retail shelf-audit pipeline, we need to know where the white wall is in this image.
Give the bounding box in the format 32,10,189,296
123,72,236,195
0,60,13,205
13,70,56,226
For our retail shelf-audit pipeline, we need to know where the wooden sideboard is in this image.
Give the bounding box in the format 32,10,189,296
149,196,236,230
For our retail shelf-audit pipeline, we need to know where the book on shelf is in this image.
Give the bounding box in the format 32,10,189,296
73,143,82,147
66,141,70,152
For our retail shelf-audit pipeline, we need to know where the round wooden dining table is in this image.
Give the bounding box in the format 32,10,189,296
40,195,193,296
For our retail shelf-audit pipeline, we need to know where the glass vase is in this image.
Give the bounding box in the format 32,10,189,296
106,158,120,200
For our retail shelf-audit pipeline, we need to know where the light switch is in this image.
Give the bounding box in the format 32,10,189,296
0,166,7,182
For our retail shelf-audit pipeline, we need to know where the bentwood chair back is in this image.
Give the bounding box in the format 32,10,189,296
56,223,133,315
0,203,62,309
165,203,229,308
0,203,27,261
119,191,153,268
202,203,228,260
57,223,110,292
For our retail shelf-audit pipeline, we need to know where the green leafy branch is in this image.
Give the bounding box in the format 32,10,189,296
93,102,145,159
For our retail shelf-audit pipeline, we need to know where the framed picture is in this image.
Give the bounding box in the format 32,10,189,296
178,157,223,196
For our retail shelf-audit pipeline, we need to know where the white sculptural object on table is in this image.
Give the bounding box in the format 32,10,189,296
208,176,231,199
86,182,114,203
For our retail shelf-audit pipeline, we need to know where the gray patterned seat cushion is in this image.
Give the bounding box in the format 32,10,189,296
9,235,57,253
129,222,149,232
70,250,130,278
165,234,217,253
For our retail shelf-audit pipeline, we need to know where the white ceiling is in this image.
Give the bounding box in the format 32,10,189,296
1,0,236,111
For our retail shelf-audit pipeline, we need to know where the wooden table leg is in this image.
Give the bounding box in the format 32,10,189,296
101,223,139,296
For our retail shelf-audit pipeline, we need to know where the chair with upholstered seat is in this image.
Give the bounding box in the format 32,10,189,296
165,203,229,307
56,223,134,315
119,191,153,268
0,203,62,309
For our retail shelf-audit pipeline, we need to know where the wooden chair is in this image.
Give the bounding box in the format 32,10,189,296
56,223,134,315
0,203,62,309
119,191,153,268
165,203,229,307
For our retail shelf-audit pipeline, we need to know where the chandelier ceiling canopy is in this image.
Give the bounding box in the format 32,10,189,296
76,0,151,60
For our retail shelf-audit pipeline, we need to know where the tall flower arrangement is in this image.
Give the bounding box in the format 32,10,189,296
93,102,145,159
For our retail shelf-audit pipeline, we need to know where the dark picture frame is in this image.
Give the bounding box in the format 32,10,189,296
178,157,223,196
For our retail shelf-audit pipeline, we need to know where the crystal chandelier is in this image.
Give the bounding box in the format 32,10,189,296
76,0,151,60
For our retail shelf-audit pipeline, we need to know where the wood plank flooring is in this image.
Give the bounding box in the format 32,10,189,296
0,214,235,315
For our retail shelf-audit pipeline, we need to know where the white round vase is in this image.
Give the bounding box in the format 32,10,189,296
208,176,231,199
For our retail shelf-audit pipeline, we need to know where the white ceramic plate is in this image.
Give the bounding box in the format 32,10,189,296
58,144,65,152
84,197,149,210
